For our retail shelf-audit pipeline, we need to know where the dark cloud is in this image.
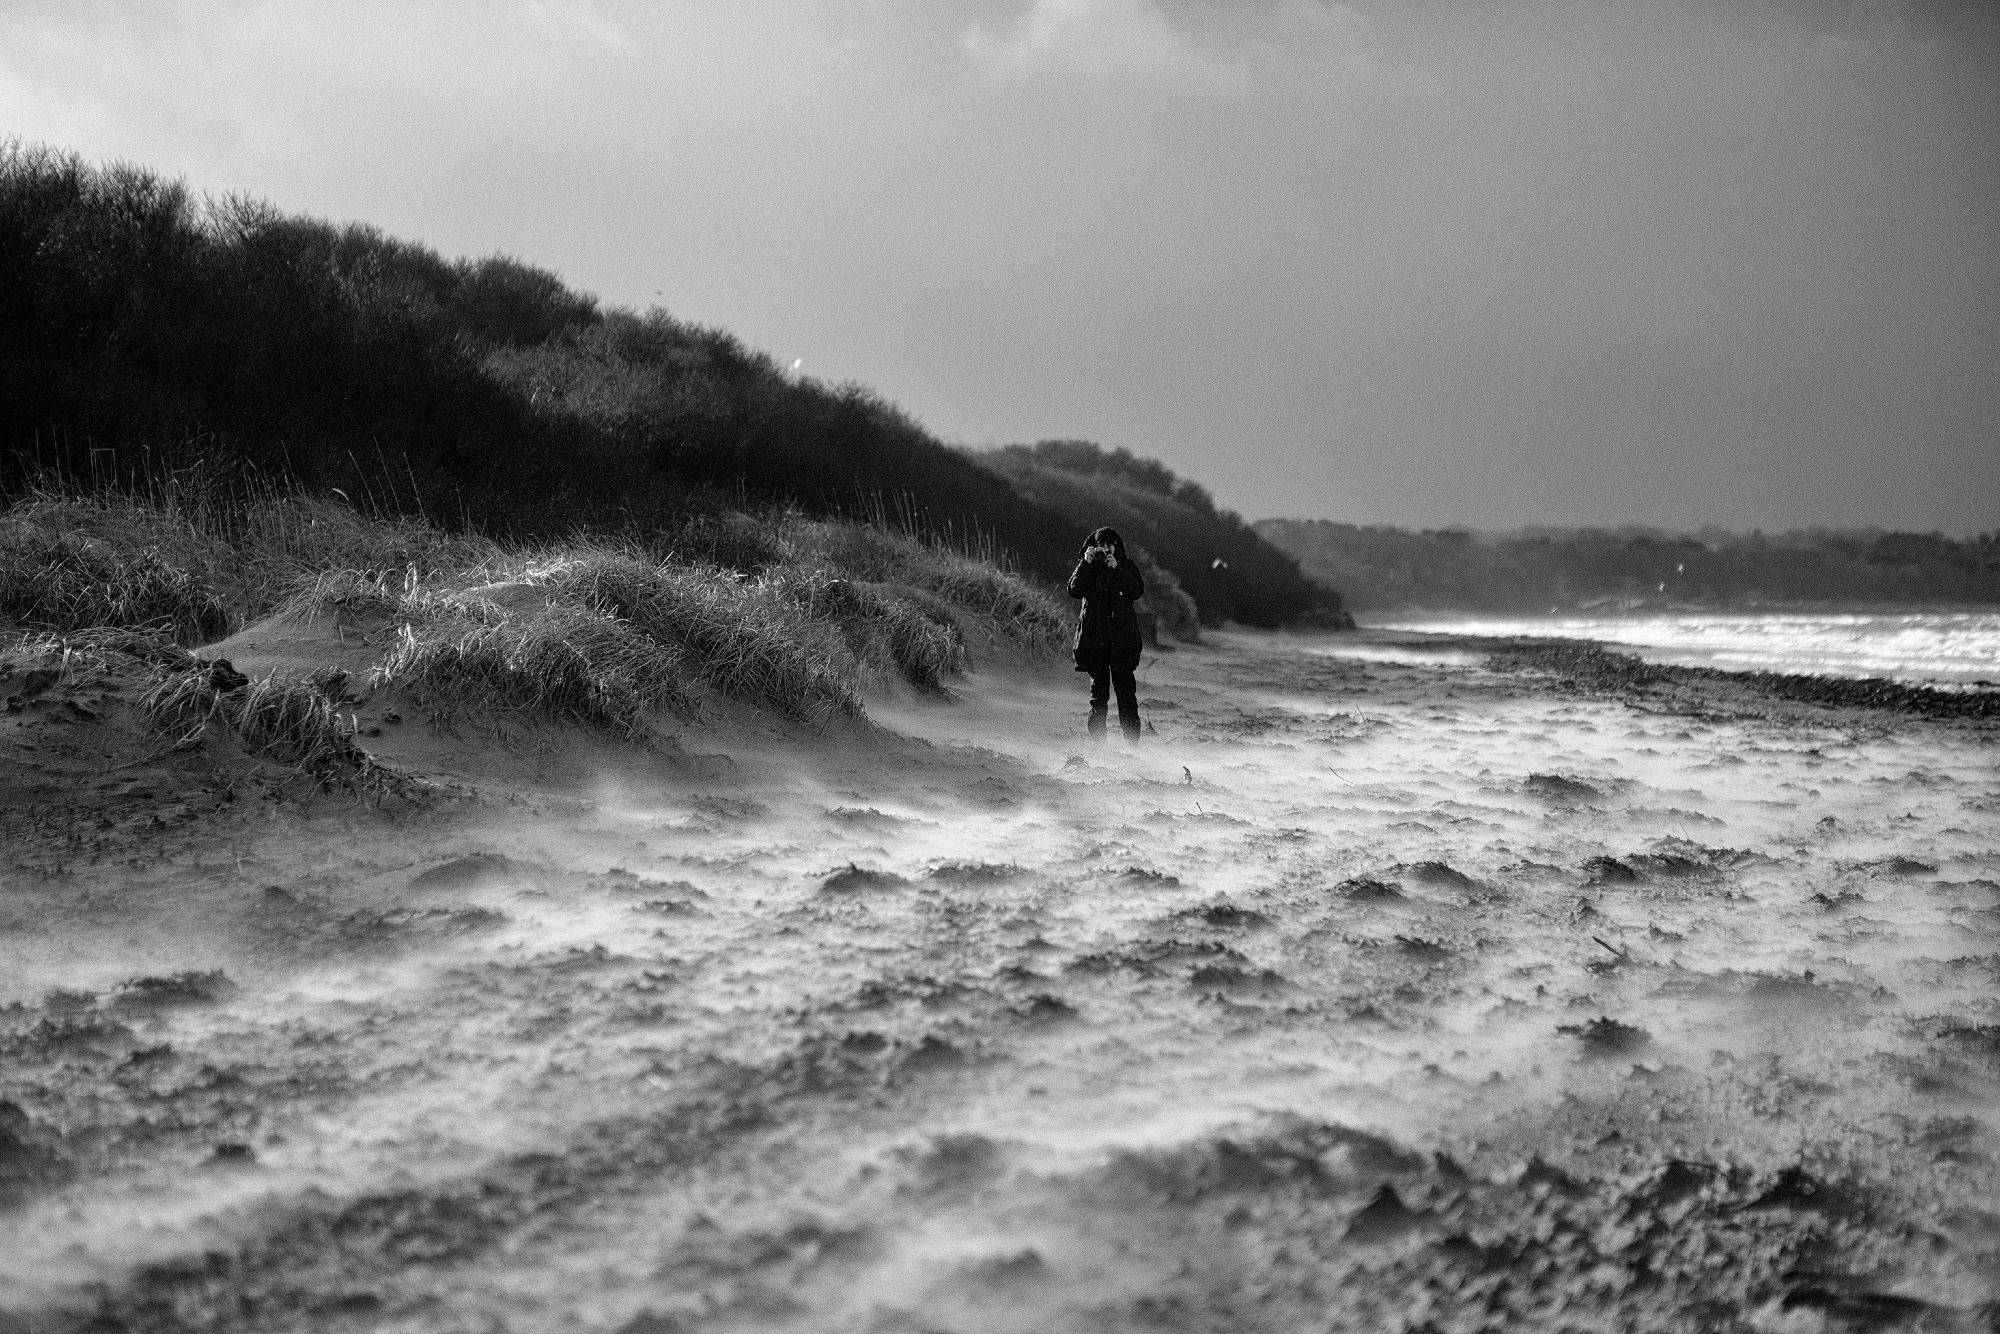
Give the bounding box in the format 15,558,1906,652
2,0,1994,531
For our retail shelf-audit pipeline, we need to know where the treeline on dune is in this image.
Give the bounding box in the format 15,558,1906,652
1259,518,2000,614
0,141,1342,631
985,441,1350,630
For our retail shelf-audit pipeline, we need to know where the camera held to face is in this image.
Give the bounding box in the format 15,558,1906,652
1086,543,1117,568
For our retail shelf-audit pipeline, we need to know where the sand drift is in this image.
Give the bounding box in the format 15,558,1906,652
3,632,1998,1331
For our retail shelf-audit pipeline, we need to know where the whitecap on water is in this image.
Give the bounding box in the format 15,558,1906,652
1374,610,2000,687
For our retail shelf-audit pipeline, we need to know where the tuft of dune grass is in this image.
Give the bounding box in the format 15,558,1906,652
373,600,697,737
276,567,409,629
660,510,797,576
867,586,967,691
0,490,498,642
228,496,499,613
546,549,863,725
143,662,362,775
6,627,389,793
790,520,1068,658
4,629,139,695
0,494,230,571
910,558,1067,656
778,569,967,692
0,526,229,645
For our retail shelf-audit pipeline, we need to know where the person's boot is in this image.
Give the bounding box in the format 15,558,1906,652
1087,704,1108,740
1119,709,1142,743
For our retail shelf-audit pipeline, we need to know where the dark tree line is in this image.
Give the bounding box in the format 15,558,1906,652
1258,518,2000,613
0,146,1078,571
986,442,1350,629
1,143,1348,624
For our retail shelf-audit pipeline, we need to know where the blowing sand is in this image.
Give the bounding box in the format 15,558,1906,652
3,629,1998,1332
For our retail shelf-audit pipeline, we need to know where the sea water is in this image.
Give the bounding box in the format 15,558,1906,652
1367,610,2000,688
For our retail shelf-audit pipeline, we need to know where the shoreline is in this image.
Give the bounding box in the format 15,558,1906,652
1362,599,2000,619
1483,633,2000,719
1340,624,2000,719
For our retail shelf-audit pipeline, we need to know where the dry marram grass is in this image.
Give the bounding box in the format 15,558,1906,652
143,666,361,773
549,550,863,724
0,518,229,644
3,489,1072,756
374,603,695,737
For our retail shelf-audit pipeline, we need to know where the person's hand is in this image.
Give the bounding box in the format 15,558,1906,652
1085,545,1112,565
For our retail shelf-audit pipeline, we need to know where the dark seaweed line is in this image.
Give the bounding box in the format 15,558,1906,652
1482,638,2000,720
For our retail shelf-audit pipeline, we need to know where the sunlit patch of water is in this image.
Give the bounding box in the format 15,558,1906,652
1302,641,1487,670
1374,609,2000,686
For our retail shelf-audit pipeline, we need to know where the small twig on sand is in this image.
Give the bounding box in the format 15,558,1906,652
100,739,201,773
1592,935,1629,960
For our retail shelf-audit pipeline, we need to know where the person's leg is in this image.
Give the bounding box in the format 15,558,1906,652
1113,665,1141,742
1087,665,1110,739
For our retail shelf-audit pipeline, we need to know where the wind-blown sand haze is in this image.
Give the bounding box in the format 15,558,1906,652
3,629,1998,1330
8,11,2000,1323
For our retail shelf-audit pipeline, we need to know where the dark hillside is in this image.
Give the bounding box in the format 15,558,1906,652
1,145,1086,574
1259,518,2000,613
982,442,1351,629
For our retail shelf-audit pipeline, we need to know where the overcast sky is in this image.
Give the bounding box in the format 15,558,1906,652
4,1,1996,532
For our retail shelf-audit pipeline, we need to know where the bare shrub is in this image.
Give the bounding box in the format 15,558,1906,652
1127,545,1201,644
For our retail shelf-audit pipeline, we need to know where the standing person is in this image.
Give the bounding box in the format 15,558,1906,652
1067,526,1146,742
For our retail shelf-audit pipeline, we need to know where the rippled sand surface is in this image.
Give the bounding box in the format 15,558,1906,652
4,632,1998,1331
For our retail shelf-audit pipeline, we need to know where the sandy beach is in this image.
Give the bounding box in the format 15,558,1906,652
3,628,1998,1332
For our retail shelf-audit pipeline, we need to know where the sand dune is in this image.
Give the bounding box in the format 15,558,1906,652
2,630,1997,1330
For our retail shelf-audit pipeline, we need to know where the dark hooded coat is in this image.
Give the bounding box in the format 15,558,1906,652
1067,527,1146,675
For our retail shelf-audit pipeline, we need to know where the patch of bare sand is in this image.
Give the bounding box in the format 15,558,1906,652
2,629,1998,1331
